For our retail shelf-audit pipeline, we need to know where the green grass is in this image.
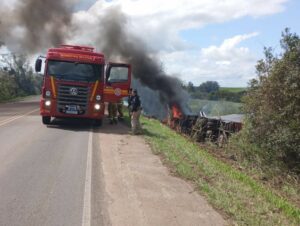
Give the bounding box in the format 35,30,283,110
220,87,247,93
140,117,300,226
226,134,300,208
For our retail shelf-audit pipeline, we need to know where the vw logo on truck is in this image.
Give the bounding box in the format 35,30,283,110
70,87,78,96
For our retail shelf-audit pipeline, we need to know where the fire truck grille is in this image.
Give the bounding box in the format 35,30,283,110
57,84,90,114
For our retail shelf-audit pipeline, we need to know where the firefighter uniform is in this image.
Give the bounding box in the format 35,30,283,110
130,90,142,134
108,102,118,124
128,93,134,117
127,88,133,117
117,100,124,121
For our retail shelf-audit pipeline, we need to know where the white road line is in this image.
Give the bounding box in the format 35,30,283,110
0,108,39,127
82,130,93,226
0,115,21,124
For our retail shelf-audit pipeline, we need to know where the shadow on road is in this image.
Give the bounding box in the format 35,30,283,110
46,117,132,135
39,110,159,138
94,120,131,135
46,118,94,132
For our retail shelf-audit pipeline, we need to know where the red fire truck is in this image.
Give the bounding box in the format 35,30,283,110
35,44,131,126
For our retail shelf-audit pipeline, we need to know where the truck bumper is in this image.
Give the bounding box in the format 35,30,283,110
40,98,105,120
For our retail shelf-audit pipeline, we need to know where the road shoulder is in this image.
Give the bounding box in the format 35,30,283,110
96,123,226,226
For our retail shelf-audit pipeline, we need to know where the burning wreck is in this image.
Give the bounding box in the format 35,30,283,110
167,104,243,147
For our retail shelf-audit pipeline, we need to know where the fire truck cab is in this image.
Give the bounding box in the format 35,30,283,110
35,44,131,126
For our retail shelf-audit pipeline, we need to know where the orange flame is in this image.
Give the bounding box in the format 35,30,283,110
172,105,183,119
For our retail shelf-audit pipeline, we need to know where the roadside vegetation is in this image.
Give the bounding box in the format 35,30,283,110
0,54,42,102
132,28,300,225
141,117,300,225
230,28,300,175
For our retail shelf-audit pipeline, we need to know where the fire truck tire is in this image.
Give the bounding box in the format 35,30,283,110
42,116,51,125
94,119,102,127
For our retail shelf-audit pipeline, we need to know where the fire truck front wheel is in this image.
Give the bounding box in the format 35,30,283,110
42,116,51,125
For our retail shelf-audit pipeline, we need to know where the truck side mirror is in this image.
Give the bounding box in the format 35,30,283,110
35,58,42,72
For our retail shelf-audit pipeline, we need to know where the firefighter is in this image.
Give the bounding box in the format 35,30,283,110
117,99,124,121
130,89,142,134
108,102,118,124
127,88,133,117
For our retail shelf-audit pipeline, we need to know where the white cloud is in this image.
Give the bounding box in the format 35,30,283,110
201,32,259,61
160,33,259,87
218,33,259,50
69,0,288,86
72,0,287,51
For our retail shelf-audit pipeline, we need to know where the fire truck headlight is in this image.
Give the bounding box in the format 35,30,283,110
45,90,51,97
96,95,101,101
45,100,51,107
94,103,101,110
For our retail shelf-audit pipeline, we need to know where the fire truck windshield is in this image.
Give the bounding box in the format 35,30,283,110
47,60,103,82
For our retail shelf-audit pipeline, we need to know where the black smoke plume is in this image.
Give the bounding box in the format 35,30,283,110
96,7,190,116
0,0,73,53
0,2,191,118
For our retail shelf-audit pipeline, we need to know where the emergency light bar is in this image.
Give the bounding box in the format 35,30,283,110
60,44,95,52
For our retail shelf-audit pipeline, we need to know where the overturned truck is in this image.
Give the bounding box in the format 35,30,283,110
168,105,243,146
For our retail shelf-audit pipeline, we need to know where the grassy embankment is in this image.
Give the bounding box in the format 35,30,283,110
139,117,300,226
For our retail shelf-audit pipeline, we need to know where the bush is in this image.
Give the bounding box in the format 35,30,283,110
0,54,42,101
0,72,18,101
242,28,300,173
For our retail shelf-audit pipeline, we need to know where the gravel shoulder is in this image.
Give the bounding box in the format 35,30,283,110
96,122,226,226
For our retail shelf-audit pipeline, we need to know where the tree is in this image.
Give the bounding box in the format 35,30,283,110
0,70,17,101
187,81,195,93
198,81,220,93
0,54,42,100
243,28,300,172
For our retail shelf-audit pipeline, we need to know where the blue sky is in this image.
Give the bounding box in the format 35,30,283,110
70,0,299,87
2,0,298,87
180,0,300,57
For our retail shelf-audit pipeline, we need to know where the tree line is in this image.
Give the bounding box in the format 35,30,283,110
237,28,300,174
183,80,246,103
0,54,42,102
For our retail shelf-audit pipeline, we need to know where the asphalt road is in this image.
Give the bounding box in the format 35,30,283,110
0,96,102,226
0,96,226,226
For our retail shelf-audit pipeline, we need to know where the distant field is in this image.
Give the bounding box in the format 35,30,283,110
219,87,247,93
189,99,243,116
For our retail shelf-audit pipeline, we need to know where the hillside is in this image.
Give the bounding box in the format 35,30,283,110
219,87,247,93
